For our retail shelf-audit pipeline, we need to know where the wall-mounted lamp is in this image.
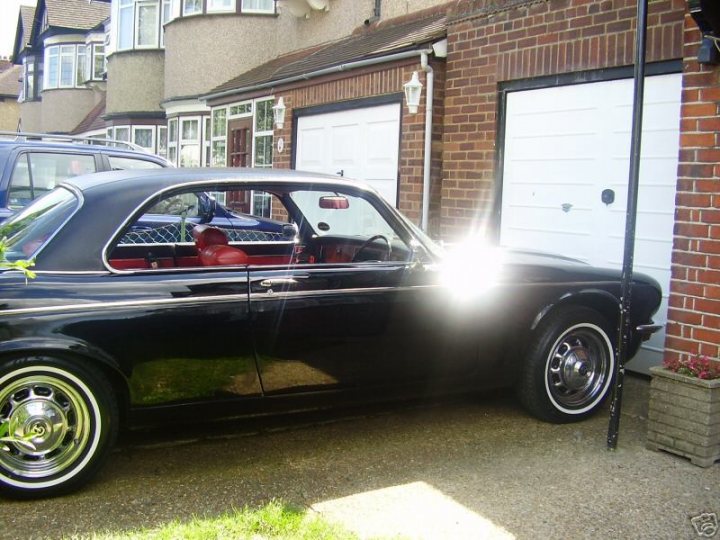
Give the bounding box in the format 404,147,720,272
403,71,423,114
272,97,286,129
690,0,720,64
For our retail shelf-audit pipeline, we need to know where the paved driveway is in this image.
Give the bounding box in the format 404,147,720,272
1,375,718,539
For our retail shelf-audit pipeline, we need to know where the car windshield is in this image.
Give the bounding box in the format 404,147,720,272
0,187,79,262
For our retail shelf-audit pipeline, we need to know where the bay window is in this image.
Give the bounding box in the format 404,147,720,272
115,0,173,51
44,44,104,89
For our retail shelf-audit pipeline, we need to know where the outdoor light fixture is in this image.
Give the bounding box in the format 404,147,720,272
404,71,423,114
690,0,720,64
272,97,286,130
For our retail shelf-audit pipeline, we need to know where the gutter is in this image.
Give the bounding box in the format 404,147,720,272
201,47,434,102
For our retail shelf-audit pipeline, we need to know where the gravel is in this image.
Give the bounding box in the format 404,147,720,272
1,375,718,540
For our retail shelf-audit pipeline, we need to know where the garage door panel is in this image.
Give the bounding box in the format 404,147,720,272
501,73,681,374
296,103,400,206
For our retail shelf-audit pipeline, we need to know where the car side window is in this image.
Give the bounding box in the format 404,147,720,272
8,152,96,210
108,156,163,170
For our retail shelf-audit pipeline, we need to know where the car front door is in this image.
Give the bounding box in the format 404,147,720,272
247,188,482,395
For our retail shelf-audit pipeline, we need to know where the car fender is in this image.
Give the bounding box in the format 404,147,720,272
0,336,128,382
529,288,620,334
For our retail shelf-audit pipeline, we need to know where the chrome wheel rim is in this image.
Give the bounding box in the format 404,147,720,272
545,324,611,410
0,375,92,480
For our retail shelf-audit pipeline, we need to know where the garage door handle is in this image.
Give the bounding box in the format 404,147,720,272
561,203,573,213
336,169,344,177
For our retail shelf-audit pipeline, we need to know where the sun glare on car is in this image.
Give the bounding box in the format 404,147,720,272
438,236,505,301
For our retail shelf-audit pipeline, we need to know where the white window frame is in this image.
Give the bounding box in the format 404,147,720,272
161,0,173,47
59,45,76,88
118,0,135,50
44,46,59,89
92,44,106,80
168,118,178,166
179,116,202,167
210,106,228,167
114,126,131,143
132,126,156,152
252,97,274,168
158,125,168,159
76,45,87,86
208,0,235,12
240,0,274,14
182,0,202,16
135,0,160,48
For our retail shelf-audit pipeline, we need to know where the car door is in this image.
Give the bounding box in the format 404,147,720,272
248,188,483,395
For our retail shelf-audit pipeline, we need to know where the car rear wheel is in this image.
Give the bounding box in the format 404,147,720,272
518,306,615,423
0,356,117,498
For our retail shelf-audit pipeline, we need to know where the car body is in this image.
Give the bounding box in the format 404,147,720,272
0,168,663,498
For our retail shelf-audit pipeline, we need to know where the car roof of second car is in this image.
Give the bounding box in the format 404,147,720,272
0,139,163,158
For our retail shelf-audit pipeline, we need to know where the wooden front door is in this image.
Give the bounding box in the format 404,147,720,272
227,118,253,212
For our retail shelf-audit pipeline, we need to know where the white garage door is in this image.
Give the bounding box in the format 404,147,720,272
295,103,401,206
501,73,682,374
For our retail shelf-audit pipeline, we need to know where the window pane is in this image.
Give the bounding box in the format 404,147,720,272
255,100,273,132
60,45,75,87
119,1,134,50
168,146,177,165
46,48,58,88
211,141,226,166
28,153,96,196
158,126,168,158
241,0,273,12
183,0,201,14
179,144,200,167
8,154,31,209
134,128,154,149
212,108,227,137
115,127,130,142
76,46,86,85
181,119,198,141
93,45,106,79
208,0,234,11
254,135,272,167
137,1,159,46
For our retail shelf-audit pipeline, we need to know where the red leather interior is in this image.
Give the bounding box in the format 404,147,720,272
192,225,248,266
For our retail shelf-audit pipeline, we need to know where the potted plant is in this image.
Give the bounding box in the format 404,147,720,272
647,354,720,467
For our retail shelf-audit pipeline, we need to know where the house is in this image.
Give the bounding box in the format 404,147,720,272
12,0,109,134
0,62,21,131
9,0,720,371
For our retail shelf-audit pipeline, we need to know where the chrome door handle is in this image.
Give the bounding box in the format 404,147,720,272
259,278,298,288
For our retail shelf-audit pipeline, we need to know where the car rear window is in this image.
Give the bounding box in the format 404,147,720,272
0,187,79,262
8,152,95,210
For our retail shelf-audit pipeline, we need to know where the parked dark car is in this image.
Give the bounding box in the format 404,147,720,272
0,132,169,222
0,168,662,498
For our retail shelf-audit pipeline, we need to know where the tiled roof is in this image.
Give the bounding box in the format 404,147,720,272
0,65,21,98
70,95,107,135
45,0,110,31
19,5,36,48
207,11,447,97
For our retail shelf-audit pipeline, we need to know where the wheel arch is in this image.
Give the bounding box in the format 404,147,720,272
0,337,131,427
530,289,619,336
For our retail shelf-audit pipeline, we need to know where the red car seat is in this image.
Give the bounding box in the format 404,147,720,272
192,225,248,266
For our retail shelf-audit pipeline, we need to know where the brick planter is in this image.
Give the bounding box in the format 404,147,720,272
647,366,720,467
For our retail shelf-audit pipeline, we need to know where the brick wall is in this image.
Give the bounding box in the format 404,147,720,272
441,0,685,239
272,59,446,229
665,10,720,363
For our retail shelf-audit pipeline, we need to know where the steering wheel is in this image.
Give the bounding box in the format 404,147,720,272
352,234,391,262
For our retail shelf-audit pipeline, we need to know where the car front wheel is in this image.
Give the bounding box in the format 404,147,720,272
0,356,117,498
518,306,615,423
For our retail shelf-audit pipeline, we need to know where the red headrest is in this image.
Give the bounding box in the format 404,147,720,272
192,225,228,250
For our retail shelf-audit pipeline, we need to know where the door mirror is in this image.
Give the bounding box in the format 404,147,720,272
282,223,298,240
198,194,216,223
319,195,349,209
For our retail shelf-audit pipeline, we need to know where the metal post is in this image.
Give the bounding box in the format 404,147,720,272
607,0,649,450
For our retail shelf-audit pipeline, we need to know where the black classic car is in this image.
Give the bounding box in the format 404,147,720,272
0,168,662,498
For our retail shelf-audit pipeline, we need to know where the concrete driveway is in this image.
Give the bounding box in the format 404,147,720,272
1,375,718,540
